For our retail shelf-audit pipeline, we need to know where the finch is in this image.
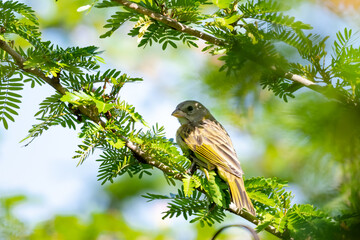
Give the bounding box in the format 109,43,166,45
172,100,255,215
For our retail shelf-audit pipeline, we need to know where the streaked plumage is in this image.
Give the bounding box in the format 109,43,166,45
172,100,255,215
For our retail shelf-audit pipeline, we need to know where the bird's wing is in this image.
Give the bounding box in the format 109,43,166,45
179,119,243,177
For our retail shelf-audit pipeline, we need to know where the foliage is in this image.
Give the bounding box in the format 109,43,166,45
96,0,360,105
97,0,202,48
248,93,360,238
0,71,23,129
1,0,360,239
0,195,171,240
0,195,27,239
144,189,227,227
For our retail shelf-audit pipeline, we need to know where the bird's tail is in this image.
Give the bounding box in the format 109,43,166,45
221,170,256,216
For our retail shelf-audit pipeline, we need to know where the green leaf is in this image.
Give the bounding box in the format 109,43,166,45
205,171,224,207
212,0,232,9
3,111,15,122
94,100,115,113
4,101,20,109
94,56,106,64
183,175,193,197
162,41,168,50
256,220,273,232
1,118,8,129
61,92,81,104
214,15,241,31
107,138,125,149
248,191,276,207
168,41,177,49
4,107,19,116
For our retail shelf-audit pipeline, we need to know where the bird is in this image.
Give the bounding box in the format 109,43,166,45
172,100,255,216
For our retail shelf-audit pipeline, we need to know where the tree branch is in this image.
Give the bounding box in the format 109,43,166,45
285,72,349,103
0,40,66,95
112,0,225,46
1,39,102,126
112,0,348,104
125,140,184,180
0,39,283,239
285,72,316,87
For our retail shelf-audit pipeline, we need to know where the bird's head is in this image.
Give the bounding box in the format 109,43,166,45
172,100,214,125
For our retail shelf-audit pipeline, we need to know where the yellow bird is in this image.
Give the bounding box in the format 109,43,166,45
172,100,255,215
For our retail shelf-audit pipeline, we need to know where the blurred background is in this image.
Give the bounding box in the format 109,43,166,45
1,0,360,239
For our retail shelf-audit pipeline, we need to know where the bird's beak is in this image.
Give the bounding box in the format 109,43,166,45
171,109,186,118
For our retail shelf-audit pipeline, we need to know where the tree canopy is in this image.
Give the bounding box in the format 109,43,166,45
1,0,360,239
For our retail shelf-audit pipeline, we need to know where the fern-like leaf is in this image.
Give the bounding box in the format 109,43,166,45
0,73,23,129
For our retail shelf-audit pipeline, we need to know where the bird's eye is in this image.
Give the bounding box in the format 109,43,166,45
187,106,194,112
